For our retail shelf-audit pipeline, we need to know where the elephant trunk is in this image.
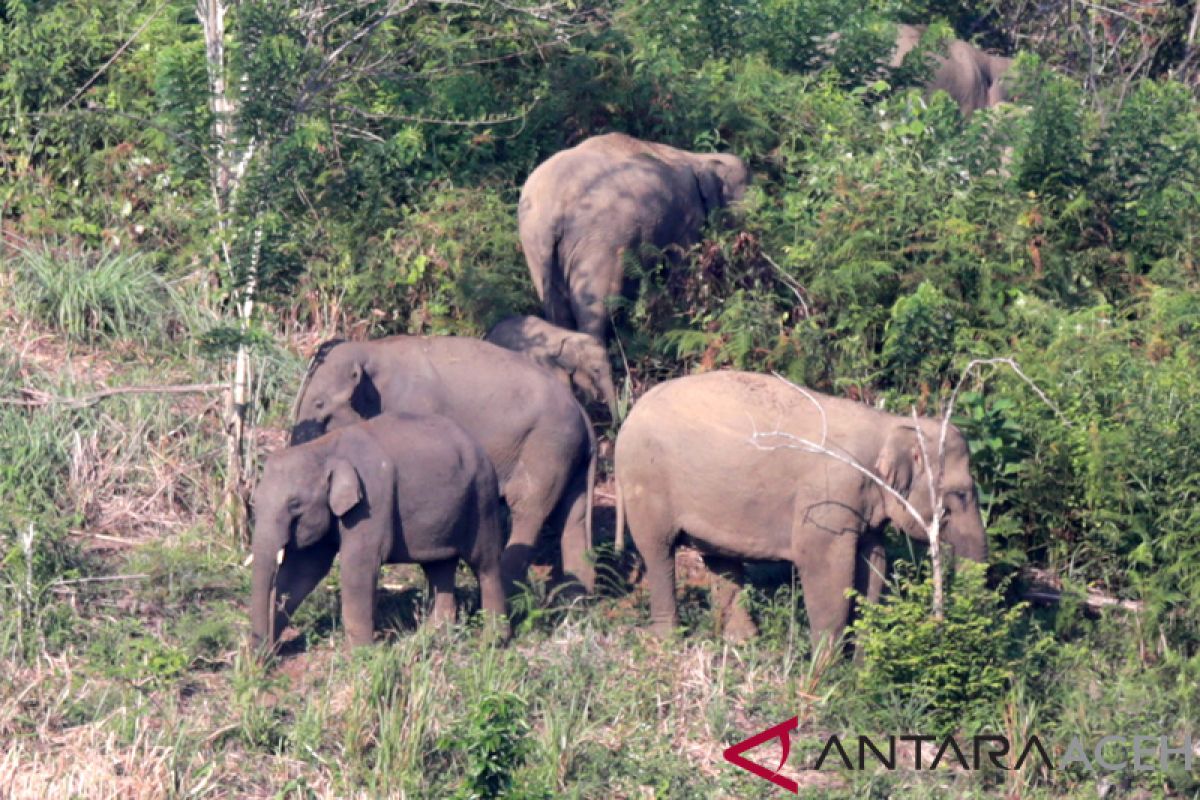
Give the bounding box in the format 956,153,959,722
600,369,619,420
250,539,286,653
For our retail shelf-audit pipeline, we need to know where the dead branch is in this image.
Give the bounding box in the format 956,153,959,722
1021,568,1145,613
0,383,228,409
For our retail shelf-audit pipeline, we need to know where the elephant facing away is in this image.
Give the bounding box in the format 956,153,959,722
519,133,751,341
890,23,1013,114
291,335,597,593
614,371,987,648
251,413,507,651
484,315,618,418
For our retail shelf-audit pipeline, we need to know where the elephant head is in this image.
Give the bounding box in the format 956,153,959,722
557,335,618,418
694,153,751,216
290,340,380,445
873,421,988,561
249,446,364,651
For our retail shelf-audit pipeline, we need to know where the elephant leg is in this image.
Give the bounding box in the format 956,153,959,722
851,530,887,663
568,251,623,341
422,559,459,627
500,508,548,593
275,537,338,639
702,554,757,643
547,467,595,593
499,466,568,591
794,531,858,653
470,559,511,644
623,490,679,636
340,553,381,647
856,530,888,606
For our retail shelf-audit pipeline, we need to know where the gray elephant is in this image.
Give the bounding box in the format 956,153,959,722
519,133,751,341
291,335,597,592
484,315,618,418
890,24,1013,114
614,371,987,647
250,413,507,651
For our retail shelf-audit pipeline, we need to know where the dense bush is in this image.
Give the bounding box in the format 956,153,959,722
851,561,1051,735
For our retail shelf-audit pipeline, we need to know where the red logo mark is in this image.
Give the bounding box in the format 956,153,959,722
722,716,799,794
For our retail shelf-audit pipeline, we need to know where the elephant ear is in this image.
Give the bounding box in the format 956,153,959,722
875,426,921,496
693,165,723,218
328,458,363,517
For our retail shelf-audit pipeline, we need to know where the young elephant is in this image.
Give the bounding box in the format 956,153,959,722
250,413,507,651
484,315,618,418
614,371,987,648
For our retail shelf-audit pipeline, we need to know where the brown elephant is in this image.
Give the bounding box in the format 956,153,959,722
519,133,751,341
291,336,597,592
250,413,507,651
614,371,987,647
890,24,1013,114
484,315,618,418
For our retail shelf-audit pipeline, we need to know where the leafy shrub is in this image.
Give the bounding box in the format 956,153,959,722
450,690,536,800
851,561,1050,735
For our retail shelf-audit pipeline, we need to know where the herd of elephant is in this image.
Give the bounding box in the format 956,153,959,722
250,25,1009,657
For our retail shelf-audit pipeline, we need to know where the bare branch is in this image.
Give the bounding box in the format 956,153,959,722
748,424,932,532
59,2,169,114
0,383,228,409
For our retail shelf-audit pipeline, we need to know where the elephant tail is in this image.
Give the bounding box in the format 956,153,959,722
614,471,625,553
578,401,596,558
586,428,596,558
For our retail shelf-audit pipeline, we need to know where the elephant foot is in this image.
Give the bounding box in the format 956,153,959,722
720,610,759,644
648,619,678,639
478,614,512,648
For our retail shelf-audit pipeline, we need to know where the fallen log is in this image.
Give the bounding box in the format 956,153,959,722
1021,567,1145,613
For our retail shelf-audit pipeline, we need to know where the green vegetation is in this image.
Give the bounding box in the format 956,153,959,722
3,0,1199,796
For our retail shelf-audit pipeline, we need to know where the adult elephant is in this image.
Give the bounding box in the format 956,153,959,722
519,133,751,341
890,23,1013,114
291,336,597,592
614,371,987,647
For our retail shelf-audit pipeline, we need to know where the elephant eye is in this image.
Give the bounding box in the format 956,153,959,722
313,399,325,411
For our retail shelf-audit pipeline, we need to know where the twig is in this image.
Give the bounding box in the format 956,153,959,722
58,2,169,113
51,574,149,587
1,383,228,409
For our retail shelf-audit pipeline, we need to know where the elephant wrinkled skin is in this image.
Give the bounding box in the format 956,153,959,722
519,132,751,340
485,315,618,418
251,413,507,651
291,335,597,592
614,371,988,647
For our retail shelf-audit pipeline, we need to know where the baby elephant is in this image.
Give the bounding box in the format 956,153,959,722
250,412,507,652
485,315,618,417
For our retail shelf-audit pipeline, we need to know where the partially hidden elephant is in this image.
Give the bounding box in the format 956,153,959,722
291,335,597,591
250,412,507,651
519,132,751,341
890,23,1013,114
614,371,988,647
484,315,618,418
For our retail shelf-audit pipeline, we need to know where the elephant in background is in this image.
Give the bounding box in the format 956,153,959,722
519,133,751,341
485,315,618,418
890,23,1013,114
614,371,987,647
250,413,507,651
291,335,597,592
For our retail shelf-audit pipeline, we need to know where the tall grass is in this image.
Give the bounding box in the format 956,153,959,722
10,243,186,344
